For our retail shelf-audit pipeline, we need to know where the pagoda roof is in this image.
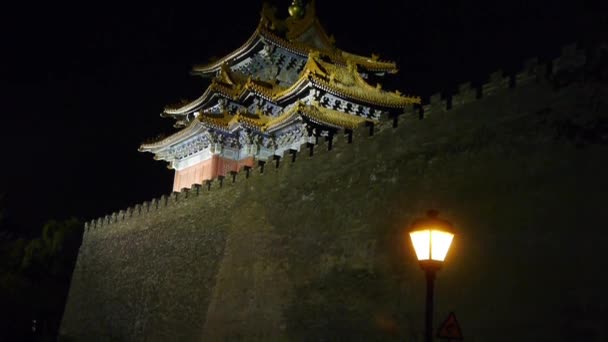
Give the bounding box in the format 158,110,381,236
263,0,335,50
191,2,398,76
274,53,420,108
197,101,369,134
141,102,368,152
163,68,285,116
139,120,208,153
164,54,419,117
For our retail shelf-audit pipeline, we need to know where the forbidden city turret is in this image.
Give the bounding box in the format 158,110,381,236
139,0,421,191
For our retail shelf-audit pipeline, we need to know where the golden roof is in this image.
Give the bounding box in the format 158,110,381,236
143,100,370,152
274,53,421,108
198,111,271,132
197,102,368,133
167,52,419,116
286,102,368,130
139,120,206,151
163,70,286,115
192,2,398,75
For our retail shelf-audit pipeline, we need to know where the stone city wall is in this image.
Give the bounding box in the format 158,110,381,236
61,43,608,341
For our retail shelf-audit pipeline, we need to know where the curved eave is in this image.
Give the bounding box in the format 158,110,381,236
237,81,283,103
191,23,399,78
198,113,268,134
262,27,397,73
191,29,265,76
266,103,369,133
273,73,314,104
139,121,206,152
340,51,398,74
272,71,420,109
163,82,236,116
310,75,421,109
165,82,285,119
297,104,370,130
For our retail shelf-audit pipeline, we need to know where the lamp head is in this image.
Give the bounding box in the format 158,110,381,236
408,210,455,269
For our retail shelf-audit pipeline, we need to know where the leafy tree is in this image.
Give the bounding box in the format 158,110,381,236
0,217,83,341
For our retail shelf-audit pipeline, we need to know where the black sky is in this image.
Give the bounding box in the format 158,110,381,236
0,1,605,232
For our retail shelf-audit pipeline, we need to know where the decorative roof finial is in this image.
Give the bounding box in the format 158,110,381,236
288,0,305,18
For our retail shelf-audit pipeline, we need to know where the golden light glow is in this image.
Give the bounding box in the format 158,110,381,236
409,228,454,262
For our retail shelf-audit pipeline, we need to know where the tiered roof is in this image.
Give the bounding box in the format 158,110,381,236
191,1,398,76
140,0,420,181
162,53,418,118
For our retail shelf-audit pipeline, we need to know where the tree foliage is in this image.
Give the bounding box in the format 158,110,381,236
0,217,83,341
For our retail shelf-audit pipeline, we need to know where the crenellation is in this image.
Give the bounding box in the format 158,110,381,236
516,58,539,86
150,199,158,211
205,180,213,191
77,46,595,247
481,70,509,97
180,188,190,199
159,194,168,207
451,82,478,109
422,93,447,117
553,43,587,76
192,184,202,195
64,38,608,341
309,140,331,158
171,191,180,203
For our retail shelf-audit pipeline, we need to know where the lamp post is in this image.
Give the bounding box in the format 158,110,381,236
408,210,455,342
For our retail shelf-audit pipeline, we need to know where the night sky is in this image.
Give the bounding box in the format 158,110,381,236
0,1,604,233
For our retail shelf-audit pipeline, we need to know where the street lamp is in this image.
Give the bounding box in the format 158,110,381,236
408,210,455,342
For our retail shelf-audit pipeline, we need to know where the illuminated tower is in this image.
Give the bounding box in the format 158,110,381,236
140,1,420,191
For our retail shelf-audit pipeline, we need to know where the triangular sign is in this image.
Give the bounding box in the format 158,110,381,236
437,312,463,340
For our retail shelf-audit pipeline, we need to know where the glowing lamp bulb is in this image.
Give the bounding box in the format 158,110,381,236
408,210,455,268
410,228,454,262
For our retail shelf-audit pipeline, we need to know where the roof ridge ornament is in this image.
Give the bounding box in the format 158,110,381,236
288,0,305,18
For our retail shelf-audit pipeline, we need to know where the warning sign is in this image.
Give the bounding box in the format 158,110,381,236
437,312,463,340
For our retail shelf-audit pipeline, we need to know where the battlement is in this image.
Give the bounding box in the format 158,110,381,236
84,42,595,235
64,40,608,341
